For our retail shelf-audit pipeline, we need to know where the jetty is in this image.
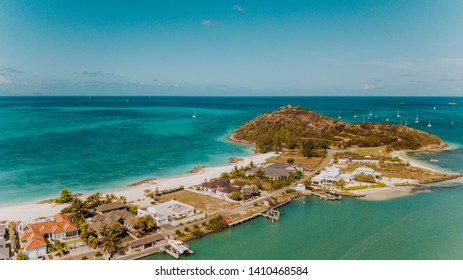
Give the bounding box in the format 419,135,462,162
306,189,341,200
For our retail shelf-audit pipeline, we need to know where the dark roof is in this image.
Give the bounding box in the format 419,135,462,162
217,185,241,194
128,234,164,248
350,156,379,161
96,202,126,213
267,162,288,169
262,168,292,178
201,178,232,189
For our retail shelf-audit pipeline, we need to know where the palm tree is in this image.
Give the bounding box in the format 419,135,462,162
85,192,102,208
103,194,116,204
99,224,124,258
67,198,90,223
118,195,127,204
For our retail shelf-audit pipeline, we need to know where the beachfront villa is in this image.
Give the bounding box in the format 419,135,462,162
18,214,81,259
247,162,306,180
353,167,382,179
311,167,354,186
200,178,243,196
338,155,380,165
88,202,140,234
138,200,205,227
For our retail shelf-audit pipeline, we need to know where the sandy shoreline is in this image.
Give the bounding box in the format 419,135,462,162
0,152,277,221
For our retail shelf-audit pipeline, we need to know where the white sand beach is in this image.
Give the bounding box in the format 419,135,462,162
390,150,446,173
0,152,277,221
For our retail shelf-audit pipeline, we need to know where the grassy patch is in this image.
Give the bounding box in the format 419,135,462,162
344,182,386,191
159,190,237,215
265,153,323,170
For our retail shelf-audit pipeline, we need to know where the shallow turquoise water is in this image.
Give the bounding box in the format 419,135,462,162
0,96,462,205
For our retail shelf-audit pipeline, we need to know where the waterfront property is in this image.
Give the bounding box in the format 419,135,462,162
138,200,205,227
311,167,354,186
353,167,382,179
199,178,243,197
0,224,12,260
18,214,81,259
95,201,127,214
88,203,140,234
247,162,306,180
127,234,165,254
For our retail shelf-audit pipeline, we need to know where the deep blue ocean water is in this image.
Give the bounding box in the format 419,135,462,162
0,96,462,204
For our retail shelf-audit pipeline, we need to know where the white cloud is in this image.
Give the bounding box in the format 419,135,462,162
435,58,463,66
363,84,377,91
232,5,245,12
361,61,413,70
0,74,11,84
201,19,214,28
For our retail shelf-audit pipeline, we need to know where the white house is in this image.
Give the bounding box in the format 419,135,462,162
138,200,205,226
311,167,354,186
353,167,382,179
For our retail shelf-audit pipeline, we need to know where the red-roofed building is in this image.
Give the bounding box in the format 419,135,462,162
19,214,79,259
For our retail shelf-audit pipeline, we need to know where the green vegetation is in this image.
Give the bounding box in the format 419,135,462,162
95,251,103,257
126,204,138,214
8,222,19,252
353,173,376,183
55,187,73,204
146,186,184,199
286,158,295,164
333,179,346,187
230,105,443,153
206,216,229,232
190,228,203,239
344,182,387,191
61,198,90,222
285,188,297,193
99,223,125,258
16,252,28,260
134,215,156,236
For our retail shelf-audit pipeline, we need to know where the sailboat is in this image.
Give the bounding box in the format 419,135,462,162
404,119,408,126
369,110,373,116
433,106,436,110
192,109,197,118
427,120,432,128
362,116,365,123
338,112,342,119
396,110,401,118
353,112,357,118
386,117,389,122
415,114,419,123
451,119,454,125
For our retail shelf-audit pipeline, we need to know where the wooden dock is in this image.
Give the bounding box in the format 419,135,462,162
306,190,341,200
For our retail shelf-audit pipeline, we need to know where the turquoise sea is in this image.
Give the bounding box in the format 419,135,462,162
2,96,463,259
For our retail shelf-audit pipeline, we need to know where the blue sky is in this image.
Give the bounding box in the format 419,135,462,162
1,0,462,96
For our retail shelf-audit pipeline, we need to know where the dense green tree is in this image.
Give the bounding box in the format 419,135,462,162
56,188,73,204
301,140,315,157
99,223,124,258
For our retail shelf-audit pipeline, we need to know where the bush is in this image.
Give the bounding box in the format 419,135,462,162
184,227,190,232
191,229,203,239
229,192,241,201
95,251,103,257
285,189,297,193
81,256,88,260
206,216,229,232
286,158,295,164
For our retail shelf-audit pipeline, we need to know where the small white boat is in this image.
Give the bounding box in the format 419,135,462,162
415,114,419,123
192,109,197,118
433,106,436,110
429,159,439,162
353,113,357,118
451,119,454,125
386,117,389,122
369,110,373,116
404,119,408,126
338,112,342,119
397,110,401,118
427,120,432,128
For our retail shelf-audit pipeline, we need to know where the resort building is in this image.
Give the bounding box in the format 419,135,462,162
127,234,165,254
18,214,81,259
337,155,380,165
88,203,140,234
353,167,382,179
311,167,354,186
95,201,127,214
138,200,205,227
199,178,243,196
0,224,12,260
